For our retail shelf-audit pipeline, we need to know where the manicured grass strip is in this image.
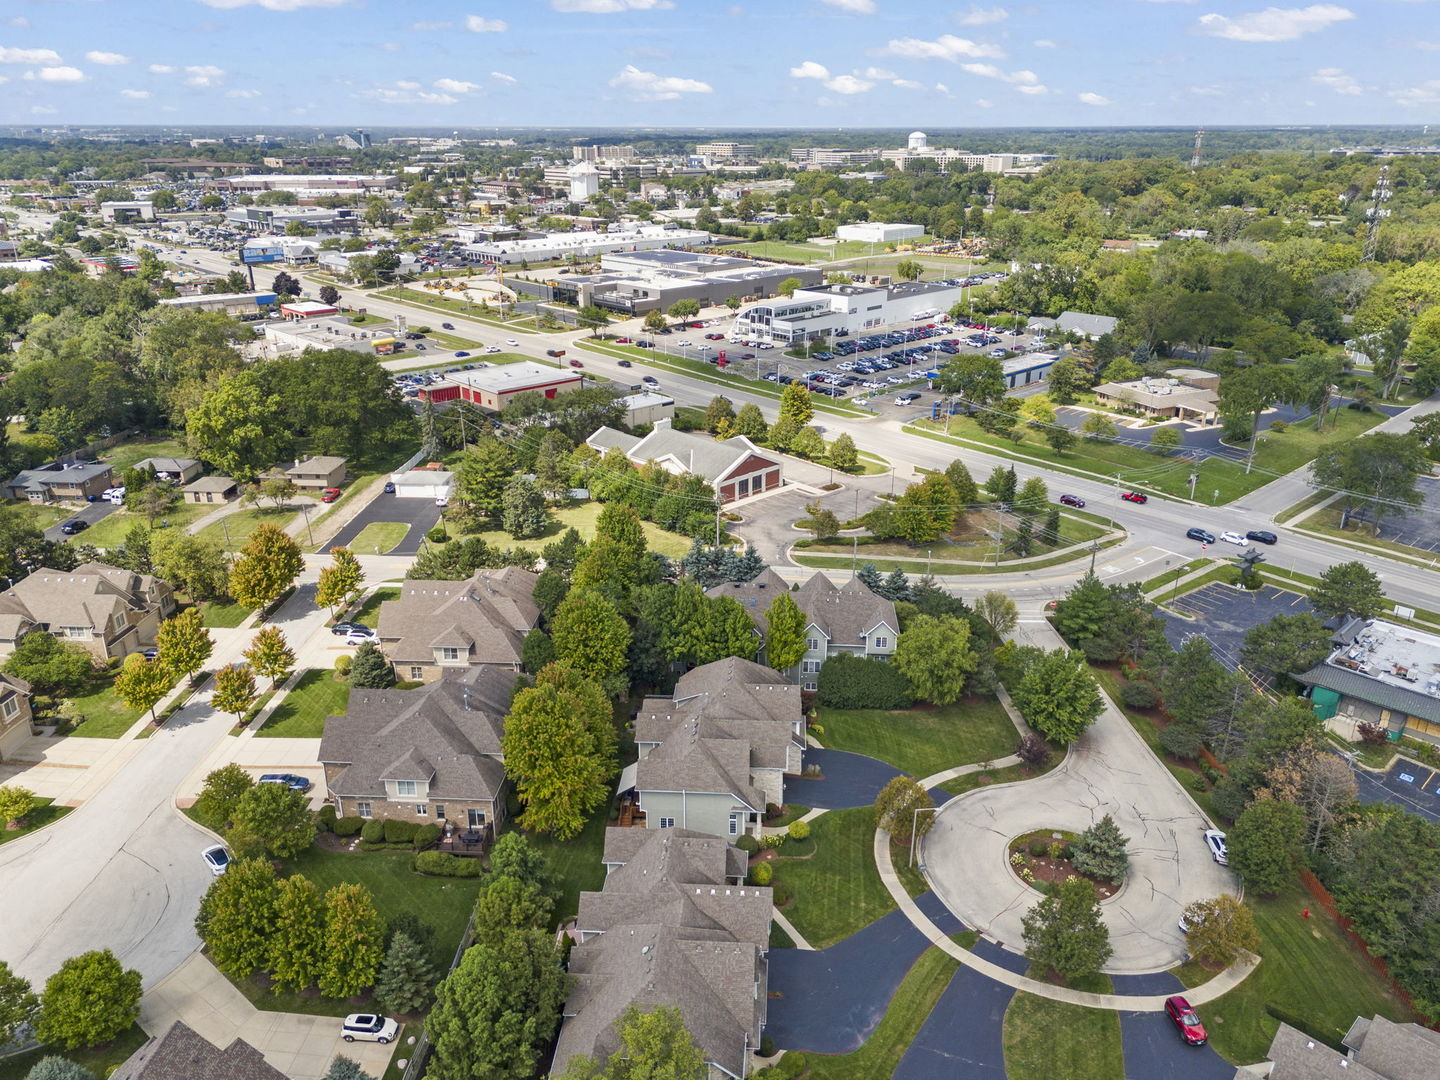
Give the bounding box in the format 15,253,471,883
82,502,212,550
818,700,1017,779
198,506,298,552
349,521,410,554
519,798,612,924
1140,557,1211,594
1172,883,1416,1066
352,586,401,626
0,1025,148,1080
67,675,171,738
256,668,349,739
1003,986,1123,1080
792,535,1125,576
771,807,904,949
0,798,71,845
198,598,254,628
755,938,965,1079
451,498,693,559
1295,506,1440,570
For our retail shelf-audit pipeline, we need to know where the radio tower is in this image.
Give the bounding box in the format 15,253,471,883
1362,164,1391,263
1189,126,1204,170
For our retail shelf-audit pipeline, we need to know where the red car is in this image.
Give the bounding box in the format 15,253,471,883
568,359,584,368
1059,494,1086,508
690,322,704,329
615,337,632,344
1121,491,1148,504
1165,996,1207,1045
320,487,342,503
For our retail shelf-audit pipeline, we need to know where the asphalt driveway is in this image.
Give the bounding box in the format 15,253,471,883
1118,972,1235,1080
42,499,120,541
894,961,1013,1079
783,749,951,810
321,493,442,556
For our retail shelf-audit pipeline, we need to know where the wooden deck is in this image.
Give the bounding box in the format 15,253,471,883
430,824,493,859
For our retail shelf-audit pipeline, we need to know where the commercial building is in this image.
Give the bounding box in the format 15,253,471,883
568,161,601,202
1295,618,1440,747
1091,376,1218,421
241,237,320,265
100,200,155,223
695,141,757,161
224,205,360,234
548,248,821,315
789,147,873,168
618,390,675,427
261,314,398,356
212,173,397,194
80,255,139,276
336,130,372,150
732,280,961,344
261,155,353,169
422,362,585,411
279,300,339,320
586,419,783,504
158,291,277,318
834,222,924,244
1002,352,1060,389
572,144,638,162
461,224,710,266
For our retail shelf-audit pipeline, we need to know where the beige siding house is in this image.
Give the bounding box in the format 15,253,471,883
376,567,539,683
0,674,34,762
0,563,177,663
284,455,347,491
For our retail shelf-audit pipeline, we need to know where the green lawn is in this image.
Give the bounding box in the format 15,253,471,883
197,506,298,552
771,806,922,949
0,798,71,845
520,799,613,924
1174,883,1416,1066
106,436,189,472
801,511,1109,562
0,1025,148,1080
818,698,1017,780
1003,984,1123,1080
66,677,152,738
5,501,68,531
352,586,401,626
197,598,254,628
939,748,1064,797
82,501,213,550
755,937,967,1079
256,668,350,738
451,499,694,559
1297,505,1440,569
348,521,411,554
727,240,832,264
792,538,1123,576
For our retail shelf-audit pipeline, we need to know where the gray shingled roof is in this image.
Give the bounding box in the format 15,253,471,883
183,475,237,493
377,566,538,667
794,572,898,648
1057,310,1119,338
286,455,347,475
586,428,641,455
134,457,199,475
1348,1015,1440,1080
110,1021,286,1080
8,461,113,492
318,666,518,802
587,419,774,485
706,568,791,634
0,562,162,636
1293,664,1440,725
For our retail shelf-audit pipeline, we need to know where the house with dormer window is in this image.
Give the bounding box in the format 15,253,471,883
0,562,176,664
375,566,538,683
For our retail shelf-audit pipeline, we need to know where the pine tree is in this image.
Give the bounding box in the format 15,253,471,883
349,642,395,689
269,874,326,994
1043,508,1062,545
1010,517,1034,556
501,477,549,540
318,883,385,999
857,562,884,595
880,568,911,602
730,544,766,582
419,396,443,462
243,625,296,689
1071,814,1131,885
374,931,436,1015
323,1058,376,1080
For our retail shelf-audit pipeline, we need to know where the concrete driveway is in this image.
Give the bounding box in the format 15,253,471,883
42,499,120,541
320,493,442,556
142,955,398,1080
921,620,1237,974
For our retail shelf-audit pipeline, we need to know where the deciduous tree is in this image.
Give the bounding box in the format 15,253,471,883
318,883,385,999
501,477,549,540
211,664,258,726
873,775,935,839
549,589,631,685
191,763,253,831
556,1005,707,1080
1230,799,1304,896
33,950,141,1051
2,632,93,697
112,653,172,725
243,626,296,689
1240,612,1331,683
316,546,364,613
1021,877,1112,982
155,608,214,682
828,432,859,471
269,873,326,995
893,614,977,705
0,960,37,1047
228,524,303,611
195,856,281,978
1011,648,1103,744
1309,561,1385,621
1180,895,1261,968
230,782,314,860
778,382,814,428
764,591,807,672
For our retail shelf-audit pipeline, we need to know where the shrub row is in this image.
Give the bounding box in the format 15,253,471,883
414,850,482,877
815,653,914,710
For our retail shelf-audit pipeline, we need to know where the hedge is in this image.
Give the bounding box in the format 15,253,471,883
815,653,915,710
414,850,483,877
361,819,385,843
333,815,364,837
317,805,338,833
384,818,418,844
413,822,442,850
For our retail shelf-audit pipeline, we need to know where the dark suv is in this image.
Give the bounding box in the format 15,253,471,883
1185,527,1216,544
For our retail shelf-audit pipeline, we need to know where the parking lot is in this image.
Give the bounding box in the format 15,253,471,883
1350,757,1440,824
1161,582,1313,671
1344,476,1440,555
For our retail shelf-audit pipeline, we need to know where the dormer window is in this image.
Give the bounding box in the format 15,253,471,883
440,647,460,662
394,780,417,797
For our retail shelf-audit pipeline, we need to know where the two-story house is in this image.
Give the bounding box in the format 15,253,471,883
318,666,519,830
0,563,177,663
616,657,805,837
708,569,900,689
376,567,539,683
284,455,348,492
0,674,34,762
554,827,771,1080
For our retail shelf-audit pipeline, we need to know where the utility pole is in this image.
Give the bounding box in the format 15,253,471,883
1188,472,1198,502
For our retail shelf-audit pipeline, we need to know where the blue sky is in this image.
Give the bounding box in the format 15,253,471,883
1,0,1437,128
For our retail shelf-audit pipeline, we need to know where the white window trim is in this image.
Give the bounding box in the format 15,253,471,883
394,780,418,798
806,638,820,651
356,801,372,819
1,697,17,719
409,666,424,680
415,804,428,817
873,636,890,650
658,817,676,829
434,804,445,820
439,647,460,662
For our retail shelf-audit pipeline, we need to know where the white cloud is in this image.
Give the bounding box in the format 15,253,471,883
1078,91,1111,105
379,41,401,51
411,20,450,30
85,50,130,65
27,65,86,82
824,73,874,94
1392,80,1440,107
120,88,150,98
935,82,952,95
976,97,993,107
31,105,57,115
549,0,675,11
6,18,30,29
1190,84,1226,95
819,0,876,12
149,63,175,73
490,71,518,84
1196,4,1354,42
0,46,62,65
195,0,348,9
955,5,1008,25
465,15,508,32
184,64,225,86
880,35,1006,61
1016,83,1047,94
225,88,262,97
433,77,480,93
1312,67,1362,94
790,60,830,79
1033,38,1056,47
891,77,923,89
358,82,460,105
861,66,896,79
609,63,711,100
961,61,1039,85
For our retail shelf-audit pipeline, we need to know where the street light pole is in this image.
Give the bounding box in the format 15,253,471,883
910,805,938,868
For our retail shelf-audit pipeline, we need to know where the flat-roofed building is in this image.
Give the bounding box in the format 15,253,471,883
158,291,277,318
422,362,585,411
1092,377,1219,422
732,280,961,344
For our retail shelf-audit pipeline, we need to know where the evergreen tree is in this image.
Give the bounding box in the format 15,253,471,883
1071,814,1131,885
349,642,395,689
323,1058,376,1080
23,1059,95,1080
419,396,443,462
1021,876,1112,982
1042,508,1062,545
374,930,437,1015
880,568,912,602
1010,517,1034,556
269,874,326,995
1161,636,1236,729
1230,800,1304,896
857,562,884,595
502,477,549,540
730,544,766,582
117,522,153,574
318,883,385,999
680,539,731,588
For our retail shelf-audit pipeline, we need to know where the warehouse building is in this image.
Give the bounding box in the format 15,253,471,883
835,222,924,244
547,249,821,315
225,206,360,235
421,362,585,411
100,200,156,223
732,281,961,344
462,225,711,266
158,291,277,318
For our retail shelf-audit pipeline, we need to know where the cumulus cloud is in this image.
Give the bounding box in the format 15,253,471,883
358,81,460,105
609,63,711,100
1016,83,1047,94
892,77,923,89
976,97,993,107
1311,67,1361,94
85,50,130,65
961,61,1042,92
433,77,480,93
955,5,1008,25
490,71,518,84
195,0,348,9
465,15,507,32
0,46,63,65
1033,38,1056,47
790,60,830,79
819,0,876,12
120,88,150,98
880,35,1006,61
550,0,675,11
1392,80,1440,107
1196,4,1354,42
225,88,262,97
27,65,86,82
824,73,874,94
1078,91,1111,105
184,64,225,86
149,63,176,73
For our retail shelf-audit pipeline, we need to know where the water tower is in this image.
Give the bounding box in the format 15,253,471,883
908,130,928,152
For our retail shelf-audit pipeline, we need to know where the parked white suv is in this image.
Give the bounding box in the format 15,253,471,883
342,1014,398,1044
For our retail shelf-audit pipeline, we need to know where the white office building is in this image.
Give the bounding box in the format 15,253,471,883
732,281,962,344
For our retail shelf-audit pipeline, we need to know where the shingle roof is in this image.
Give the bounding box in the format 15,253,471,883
705,568,791,634
1348,1014,1440,1080
793,572,898,648
285,455,347,476
8,461,113,492
182,475,237,493
1265,1023,1382,1080
377,566,539,667
110,1021,286,1080
0,562,162,636
1057,310,1119,338
133,457,199,474
318,666,518,802
601,826,746,882
586,428,641,455
587,419,775,485
1293,663,1440,725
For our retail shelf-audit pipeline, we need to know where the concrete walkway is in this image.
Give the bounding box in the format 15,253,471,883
142,955,399,1080
770,907,815,951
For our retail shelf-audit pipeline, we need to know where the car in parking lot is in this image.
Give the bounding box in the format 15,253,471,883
1246,530,1277,544
320,487,342,503
344,628,378,645
202,844,230,877
59,519,89,535
1121,491,1148,504
1059,494,1086,508
676,340,693,347
1220,531,1245,546
331,622,371,637
1164,996,1207,1045
1203,829,1228,865
342,1014,398,1044
1186,527,1216,544
893,392,922,405
259,773,312,793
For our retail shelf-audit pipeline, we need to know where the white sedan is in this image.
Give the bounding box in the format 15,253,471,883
484,345,502,354
1220,531,1246,546
676,340,693,347
504,338,519,347
201,844,230,877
